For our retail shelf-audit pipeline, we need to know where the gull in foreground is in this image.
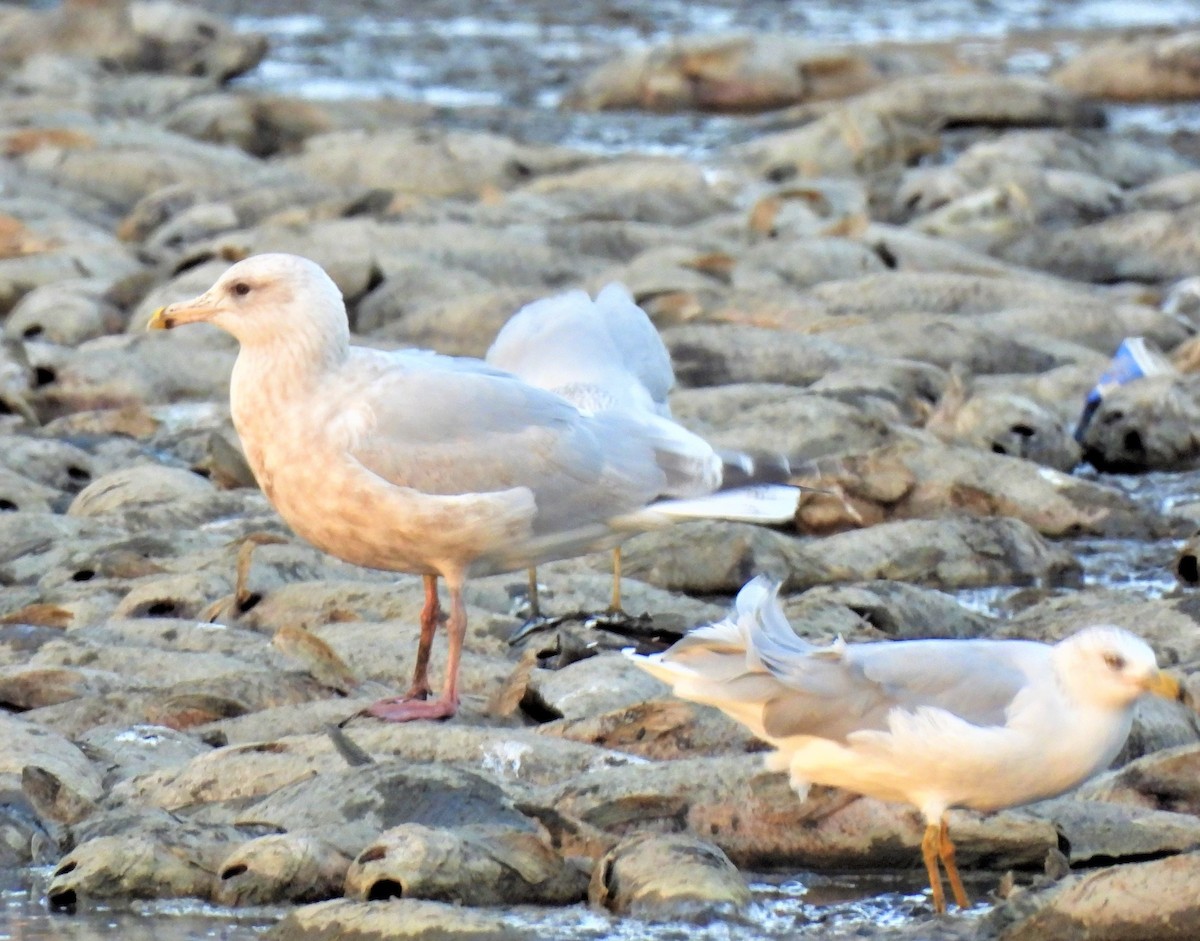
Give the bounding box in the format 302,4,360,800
486,282,791,617
629,576,1184,913
149,253,798,721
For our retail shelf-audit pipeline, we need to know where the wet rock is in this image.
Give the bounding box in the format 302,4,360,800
1079,374,1200,472
344,824,586,905
0,789,59,866
215,833,350,906
589,832,749,916
47,829,230,907
266,898,539,941
1053,31,1200,103
994,850,1200,941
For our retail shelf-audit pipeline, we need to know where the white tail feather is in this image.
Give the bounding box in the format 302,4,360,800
647,484,800,524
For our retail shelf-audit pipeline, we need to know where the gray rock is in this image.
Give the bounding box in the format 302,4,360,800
589,832,749,916
1023,797,1200,866
993,850,1200,941
345,824,587,905
215,833,350,906
266,898,539,941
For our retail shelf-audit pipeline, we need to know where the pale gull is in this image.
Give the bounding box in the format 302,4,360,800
486,282,792,616
629,575,1184,913
148,253,799,722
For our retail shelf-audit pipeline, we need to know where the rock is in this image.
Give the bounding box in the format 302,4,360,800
281,127,587,199
999,591,1200,664
537,699,760,761
786,580,994,641
526,654,680,722
0,713,103,805
927,387,1081,471
663,323,871,386
47,829,230,906
787,516,1080,590
344,824,586,905
1078,744,1200,816
547,754,1057,870
808,437,1150,538
994,851,1200,941
266,898,539,941
235,762,538,857
4,278,124,345
739,75,1102,179
215,833,350,906
76,723,210,785
589,832,749,916
565,34,939,113
1001,206,1200,283
669,383,895,462
1079,374,1200,472
1053,31,1200,103
1023,797,1200,866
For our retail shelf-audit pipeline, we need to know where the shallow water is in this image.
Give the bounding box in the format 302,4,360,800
4,867,984,940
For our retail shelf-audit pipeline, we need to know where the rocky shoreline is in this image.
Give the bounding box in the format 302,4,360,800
4,2,1200,939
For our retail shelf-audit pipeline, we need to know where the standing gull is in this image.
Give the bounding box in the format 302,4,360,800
148,253,798,722
486,282,793,616
629,576,1184,913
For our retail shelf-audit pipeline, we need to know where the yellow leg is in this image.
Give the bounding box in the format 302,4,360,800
921,821,946,914
939,815,970,910
526,567,541,619
608,547,622,614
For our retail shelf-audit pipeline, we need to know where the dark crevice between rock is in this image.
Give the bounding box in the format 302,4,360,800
518,689,563,725
366,879,405,901
220,864,247,880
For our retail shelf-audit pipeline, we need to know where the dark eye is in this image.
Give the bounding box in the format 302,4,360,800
231,282,251,297
1103,652,1126,672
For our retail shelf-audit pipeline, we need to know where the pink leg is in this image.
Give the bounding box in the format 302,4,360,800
404,574,440,699
367,575,464,722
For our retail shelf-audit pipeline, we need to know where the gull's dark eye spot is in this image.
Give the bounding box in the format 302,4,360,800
1103,652,1126,672
231,281,251,297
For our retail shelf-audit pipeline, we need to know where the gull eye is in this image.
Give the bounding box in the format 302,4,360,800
231,281,251,297
1103,652,1127,672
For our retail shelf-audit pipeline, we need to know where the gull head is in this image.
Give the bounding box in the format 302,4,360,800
1054,625,1181,709
147,253,348,352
